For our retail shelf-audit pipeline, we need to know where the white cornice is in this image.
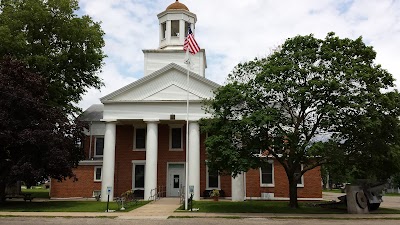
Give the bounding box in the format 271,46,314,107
100,63,220,103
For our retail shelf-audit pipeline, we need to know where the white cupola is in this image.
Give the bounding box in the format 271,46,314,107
157,0,197,50
142,1,206,77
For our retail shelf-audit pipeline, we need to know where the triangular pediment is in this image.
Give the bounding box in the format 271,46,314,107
144,84,201,100
100,63,220,102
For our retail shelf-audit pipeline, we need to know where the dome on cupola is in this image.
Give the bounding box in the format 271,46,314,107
166,0,189,11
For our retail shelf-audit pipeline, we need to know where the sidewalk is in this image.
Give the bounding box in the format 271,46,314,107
0,198,181,220
1,197,400,220
171,212,400,219
118,197,180,220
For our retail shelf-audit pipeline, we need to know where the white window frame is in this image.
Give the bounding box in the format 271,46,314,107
206,166,220,190
133,126,146,151
171,20,180,37
260,162,274,187
92,190,101,197
94,166,102,182
161,22,166,39
94,136,104,157
132,160,146,190
169,124,183,151
295,164,304,188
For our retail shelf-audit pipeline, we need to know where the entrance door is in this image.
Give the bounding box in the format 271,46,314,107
167,164,185,197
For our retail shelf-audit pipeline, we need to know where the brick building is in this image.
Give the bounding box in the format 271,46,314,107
50,0,322,201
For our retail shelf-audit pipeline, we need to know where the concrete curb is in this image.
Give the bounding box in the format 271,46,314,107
170,212,400,219
1,211,400,220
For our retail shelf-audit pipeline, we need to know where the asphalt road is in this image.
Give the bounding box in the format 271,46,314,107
1,217,400,225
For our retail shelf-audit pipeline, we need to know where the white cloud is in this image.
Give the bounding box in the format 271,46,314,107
78,60,136,110
77,0,400,109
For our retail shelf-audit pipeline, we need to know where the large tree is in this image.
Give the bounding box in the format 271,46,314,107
0,57,86,202
201,32,400,208
0,0,105,113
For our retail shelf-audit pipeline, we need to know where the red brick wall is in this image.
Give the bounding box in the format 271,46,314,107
155,124,186,195
245,161,322,198
83,136,94,159
50,166,101,198
52,124,322,199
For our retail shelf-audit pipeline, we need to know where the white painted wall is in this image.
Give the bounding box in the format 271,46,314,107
111,69,213,101
143,50,206,77
103,102,209,121
83,122,105,136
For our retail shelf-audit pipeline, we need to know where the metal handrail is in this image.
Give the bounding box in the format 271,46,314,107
179,185,185,204
149,186,167,202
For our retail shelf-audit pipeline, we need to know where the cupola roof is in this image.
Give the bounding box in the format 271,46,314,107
166,0,189,11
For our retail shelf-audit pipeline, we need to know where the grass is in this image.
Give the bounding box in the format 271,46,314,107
180,200,400,214
384,193,400,197
0,200,149,212
322,189,343,194
21,187,50,199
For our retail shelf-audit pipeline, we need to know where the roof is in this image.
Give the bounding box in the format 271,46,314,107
78,104,103,121
100,63,220,102
166,0,189,11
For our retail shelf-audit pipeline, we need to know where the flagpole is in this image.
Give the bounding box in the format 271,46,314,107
184,48,190,211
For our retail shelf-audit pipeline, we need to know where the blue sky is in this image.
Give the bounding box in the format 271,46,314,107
77,0,400,110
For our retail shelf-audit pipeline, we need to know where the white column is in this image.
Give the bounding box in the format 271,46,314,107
101,121,116,202
232,173,245,201
166,20,171,44
188,121,200,200
179,20,185,43
144,120,159,200
159,22,163,46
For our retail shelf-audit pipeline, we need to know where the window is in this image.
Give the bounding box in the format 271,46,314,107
134,127,146,150
171,20,179,37
185,22,190,37
295,164,304,187
94,166,102,181
206,167,220,189
170,126,182,150
161,22,166,39
92,190,101,197
260,162,274,187
94,137,104,156
133,164,145,189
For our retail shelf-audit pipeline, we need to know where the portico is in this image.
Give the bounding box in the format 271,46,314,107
99,117,202,201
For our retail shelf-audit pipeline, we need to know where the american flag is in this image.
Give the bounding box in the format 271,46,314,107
183,27,200,55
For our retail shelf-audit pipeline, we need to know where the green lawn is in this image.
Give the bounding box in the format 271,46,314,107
384,193,400,197
182,200,400,214
21,187,50,199
0,200,149,212
322,189,343,194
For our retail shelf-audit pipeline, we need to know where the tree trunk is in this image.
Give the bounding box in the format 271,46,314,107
0,181,6,203
288,175,299,208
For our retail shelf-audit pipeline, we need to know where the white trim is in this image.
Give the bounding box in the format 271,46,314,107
132,160,146,190
169,124,184,151
94,136,104,157
296,164,305,188
133,126,146,151
79,160,103,166
94,166,102,182
92,190,101,198
260,162,274,187
206,166,220,190
100,63,219,102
